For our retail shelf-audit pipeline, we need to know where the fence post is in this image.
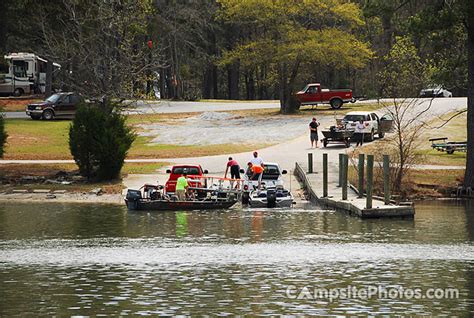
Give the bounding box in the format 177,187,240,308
323,153,328,197
338,153,343,187
342,154,348,200
366,154,374,209
383,154,390,205
358,153,365,198
308,153,313,174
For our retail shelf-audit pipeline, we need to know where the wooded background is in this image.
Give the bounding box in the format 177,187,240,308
0,0,468,105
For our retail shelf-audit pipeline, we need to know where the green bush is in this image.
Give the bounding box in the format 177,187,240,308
0,111,7,158
69,100,135,181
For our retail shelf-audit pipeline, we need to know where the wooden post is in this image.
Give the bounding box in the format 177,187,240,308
342,154,348,200
366,155,374,209
308,153,313,173
358,153,365,198
383,154,390,205
323,153,328,197
338,153,343,187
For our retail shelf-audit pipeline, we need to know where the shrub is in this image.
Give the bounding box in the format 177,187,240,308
0,111,7,158
69,100,135,181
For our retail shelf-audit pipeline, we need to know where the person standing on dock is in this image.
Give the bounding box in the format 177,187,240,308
355,119,365,147
176,173,188,201
309,117,320,148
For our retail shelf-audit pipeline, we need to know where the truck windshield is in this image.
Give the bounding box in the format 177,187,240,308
46,94,61,103
172,167,200,175
246,164,280,180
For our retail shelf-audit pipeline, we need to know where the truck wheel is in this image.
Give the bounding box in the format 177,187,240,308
330,98,343,109
13,88,24,97
368,129,375,142
42,109,54,120
378,132,385,138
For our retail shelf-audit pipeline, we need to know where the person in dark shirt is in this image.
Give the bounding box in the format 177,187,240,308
309,117,320,148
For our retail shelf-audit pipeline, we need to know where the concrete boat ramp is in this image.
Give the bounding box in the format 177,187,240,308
294,159,415,219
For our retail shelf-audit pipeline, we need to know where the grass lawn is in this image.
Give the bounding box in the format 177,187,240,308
4,117,269,160
348,166,464,198
4,118,72,159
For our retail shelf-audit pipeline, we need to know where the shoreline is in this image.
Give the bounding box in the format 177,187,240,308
0,192,123,205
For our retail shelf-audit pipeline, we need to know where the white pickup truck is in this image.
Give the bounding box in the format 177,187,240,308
342,111,393,141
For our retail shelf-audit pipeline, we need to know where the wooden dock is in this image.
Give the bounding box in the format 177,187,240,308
294,158,415,218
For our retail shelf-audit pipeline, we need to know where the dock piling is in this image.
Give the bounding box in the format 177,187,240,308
338,153,343,187
358,154,365,198
323,153,328,197
383,155,390,205
366,155,374,209
308,153,313,173
342,154,348,200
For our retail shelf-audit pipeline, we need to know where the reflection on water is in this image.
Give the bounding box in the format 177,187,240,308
0,200,473,315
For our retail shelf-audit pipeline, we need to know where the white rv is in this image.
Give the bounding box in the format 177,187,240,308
0,52,60,96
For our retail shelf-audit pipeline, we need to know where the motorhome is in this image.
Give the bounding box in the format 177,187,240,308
0,52,60,96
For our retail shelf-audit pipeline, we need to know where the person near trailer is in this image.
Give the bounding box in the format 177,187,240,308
250,151,264,167
224,157,241,179
355,119,365,147
225,157,241,189
248,162,264,190
309,117,320,148
175,173,188,201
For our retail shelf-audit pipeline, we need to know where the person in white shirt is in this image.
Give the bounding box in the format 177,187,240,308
250,151,264,167
355,119,365,147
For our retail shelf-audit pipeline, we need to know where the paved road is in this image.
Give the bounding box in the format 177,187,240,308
5,97,466,119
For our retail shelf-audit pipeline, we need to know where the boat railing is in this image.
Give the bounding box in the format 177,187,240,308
187,175,243,194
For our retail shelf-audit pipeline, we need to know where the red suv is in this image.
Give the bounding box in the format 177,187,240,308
165,165,208,194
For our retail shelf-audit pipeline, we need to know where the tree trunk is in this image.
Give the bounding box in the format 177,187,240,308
227,61,240,100
202,66,212,99
212,65,218,99
279,60,301,114
245,70,255,100
464,1,474,189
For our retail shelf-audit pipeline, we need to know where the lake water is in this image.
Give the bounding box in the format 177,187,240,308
0,200,473,316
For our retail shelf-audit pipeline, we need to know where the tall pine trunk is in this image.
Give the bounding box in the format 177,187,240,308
227,61,240,100
464,1,474,189
279,60,301,114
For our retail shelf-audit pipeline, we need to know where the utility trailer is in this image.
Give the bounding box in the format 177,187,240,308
429,137,467,154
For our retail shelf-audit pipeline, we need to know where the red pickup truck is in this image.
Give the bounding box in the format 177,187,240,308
295,83,355,109
165,164,208,193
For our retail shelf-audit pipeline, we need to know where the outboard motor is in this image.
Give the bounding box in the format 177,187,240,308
267,188,277,208
126,189,142,210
